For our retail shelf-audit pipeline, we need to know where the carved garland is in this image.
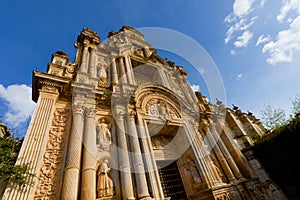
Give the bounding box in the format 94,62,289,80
34,108,69,199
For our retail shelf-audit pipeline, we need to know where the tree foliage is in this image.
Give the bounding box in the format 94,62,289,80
261,105,287,131
253,114,300,199
0,137,34,188
291,93,300,115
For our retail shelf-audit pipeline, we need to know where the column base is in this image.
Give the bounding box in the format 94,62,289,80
96,196,117,200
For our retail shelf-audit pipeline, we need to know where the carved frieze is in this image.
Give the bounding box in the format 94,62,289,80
34,108,69,199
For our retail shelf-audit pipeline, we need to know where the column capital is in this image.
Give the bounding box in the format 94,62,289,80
73,104,85,115
128,110,136,121
86,107,96,118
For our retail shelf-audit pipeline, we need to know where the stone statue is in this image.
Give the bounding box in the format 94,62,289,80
186,159,202,184
97,64,107,87
97,119,111,148
97,159,114,198
200,118,210,133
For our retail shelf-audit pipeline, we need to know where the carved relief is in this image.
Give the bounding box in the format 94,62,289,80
97,63,108,88
247,184,267,200
151,135,174,149
97,159,114,198
214,191,231,200
34,108,69,199
97,119,112,151
66,65,76,74
145,99,180,119
184,158,202,184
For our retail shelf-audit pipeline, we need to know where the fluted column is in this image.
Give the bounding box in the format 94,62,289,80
119,57,127,83
136,113,163,199
215,120,256,178
116,111,135,200
126,111,150,200
205,127,236,182
81,107,97,200
124,55,134,85
185,122,214,187
209,122,243,180
111,57,118,85
127,55,136,85
3,86,59,200
80,45,89,73
61,104,85,200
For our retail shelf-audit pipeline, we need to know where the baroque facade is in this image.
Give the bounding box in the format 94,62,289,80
3,26,287,200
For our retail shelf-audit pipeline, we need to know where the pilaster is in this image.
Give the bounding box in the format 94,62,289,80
3,85,59,200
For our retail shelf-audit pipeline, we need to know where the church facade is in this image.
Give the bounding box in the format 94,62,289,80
3,26,286,200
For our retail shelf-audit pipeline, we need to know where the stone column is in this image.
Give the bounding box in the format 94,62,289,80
124,55,134,85
185,122,214,187
61,104,85,200
119,57,128,83
80,45,89,73
2,85,59,200
209,122,243,180
143,120,165,199
205,127,236,182
126,55,136,85
136,113,162,199
126,111,151,200
215,120,256,178
89,49,97,78
81,107,97,200
111,57,118,85
116,111,135,200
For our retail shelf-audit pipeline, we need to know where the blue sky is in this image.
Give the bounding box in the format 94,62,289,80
0,0,300,135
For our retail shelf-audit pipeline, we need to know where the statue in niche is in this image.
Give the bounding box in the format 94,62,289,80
97,119,111,151
97,159,114,198
185,158,202,184
97,63,107,87
200,118,210,133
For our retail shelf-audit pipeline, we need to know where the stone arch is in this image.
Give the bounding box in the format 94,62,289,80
133,84,186,120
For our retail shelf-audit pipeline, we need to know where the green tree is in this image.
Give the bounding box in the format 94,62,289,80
0,137,34,197
261,105,287,131
291,93,300,115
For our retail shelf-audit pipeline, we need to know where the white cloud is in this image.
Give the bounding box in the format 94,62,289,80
190,84,200,92
277,0,300,23
256,34,271,46
262,15,300,65
225,17,257,44
259,0,266,8
0,84,36,128
224,0,258,45
230,50,237,55
236,73,243,80
234,31,253,47
233,0,255,17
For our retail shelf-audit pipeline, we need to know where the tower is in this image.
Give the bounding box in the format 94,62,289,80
3,26,286,200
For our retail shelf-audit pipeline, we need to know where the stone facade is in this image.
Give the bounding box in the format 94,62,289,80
3,26,287,200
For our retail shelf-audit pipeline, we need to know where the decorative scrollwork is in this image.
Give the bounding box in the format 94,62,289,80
34,108,69,199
